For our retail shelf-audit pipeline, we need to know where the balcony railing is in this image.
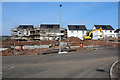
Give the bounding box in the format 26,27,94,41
12,36,33,40
34,37,40,39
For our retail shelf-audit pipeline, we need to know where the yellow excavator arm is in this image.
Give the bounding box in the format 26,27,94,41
84,27,103,40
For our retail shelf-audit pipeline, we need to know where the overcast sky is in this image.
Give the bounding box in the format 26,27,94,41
2,2,118,36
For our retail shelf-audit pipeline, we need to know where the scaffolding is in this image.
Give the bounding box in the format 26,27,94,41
11,25,67,41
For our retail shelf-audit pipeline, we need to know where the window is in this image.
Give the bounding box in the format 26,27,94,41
26,31,29,35
100,35,102,37
110,30,112,33
71,30,74,33
82,31,84,34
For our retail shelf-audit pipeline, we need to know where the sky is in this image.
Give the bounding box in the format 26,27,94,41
2,2,118,36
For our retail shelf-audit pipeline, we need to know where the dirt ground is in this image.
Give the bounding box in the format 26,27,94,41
2,40,58,48
1,37,120,56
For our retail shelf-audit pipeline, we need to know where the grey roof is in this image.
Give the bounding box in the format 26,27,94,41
18,25,33,30
94,25,114,30
68,25,87,30
40,24,60,29
114,29,120,33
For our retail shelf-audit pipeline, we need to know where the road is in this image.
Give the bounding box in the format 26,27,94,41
2,47,118,78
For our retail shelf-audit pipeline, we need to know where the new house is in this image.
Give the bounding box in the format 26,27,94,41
92,25,115,40
114,29,120,38
36,24,61,40
67,25,87,40
11,24,67,40
34,24,67,40
11,25,35,40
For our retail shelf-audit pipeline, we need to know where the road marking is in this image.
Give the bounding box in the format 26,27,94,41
8,66,15,70
110,61,118,79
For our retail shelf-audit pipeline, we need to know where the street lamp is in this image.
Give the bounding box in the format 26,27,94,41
59,4,62,53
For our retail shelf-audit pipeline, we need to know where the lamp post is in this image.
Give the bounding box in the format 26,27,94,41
59,4,62,53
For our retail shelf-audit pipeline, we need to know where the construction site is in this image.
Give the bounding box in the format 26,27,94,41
1,2,120,79
1,2,120,57
11,24,67,40
1,35,120,56
0,23,119,56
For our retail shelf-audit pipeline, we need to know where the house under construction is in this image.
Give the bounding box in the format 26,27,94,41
11,24,67,40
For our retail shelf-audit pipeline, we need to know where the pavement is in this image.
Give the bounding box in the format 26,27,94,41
2,47,118,78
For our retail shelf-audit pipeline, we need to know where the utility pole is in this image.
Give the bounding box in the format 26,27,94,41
59,4,62,53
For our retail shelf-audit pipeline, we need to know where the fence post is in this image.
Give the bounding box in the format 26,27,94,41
14,43,15,56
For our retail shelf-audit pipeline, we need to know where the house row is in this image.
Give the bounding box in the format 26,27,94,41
11,24,119,40
67,25,119,40
11,24,67,40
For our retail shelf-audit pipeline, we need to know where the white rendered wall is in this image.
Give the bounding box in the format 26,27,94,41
67,28,87,40
92,26,116,40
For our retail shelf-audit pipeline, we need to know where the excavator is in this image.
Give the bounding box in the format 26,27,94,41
84,27,103,40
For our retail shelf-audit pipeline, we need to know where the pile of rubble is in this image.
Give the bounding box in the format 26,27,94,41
66,37,82,42
1,46,60,56
63,37,83,46
1,48,17,56
2,37,119,48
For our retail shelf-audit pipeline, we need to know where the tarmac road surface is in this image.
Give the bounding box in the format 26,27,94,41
2,47,118,78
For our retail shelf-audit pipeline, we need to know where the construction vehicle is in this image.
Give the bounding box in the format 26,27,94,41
84,27,103,40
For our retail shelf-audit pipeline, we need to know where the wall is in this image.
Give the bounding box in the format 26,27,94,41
114,33,118,38
92,26,116,40
67,28,87,40
92,26,99,40
103,30,115,38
